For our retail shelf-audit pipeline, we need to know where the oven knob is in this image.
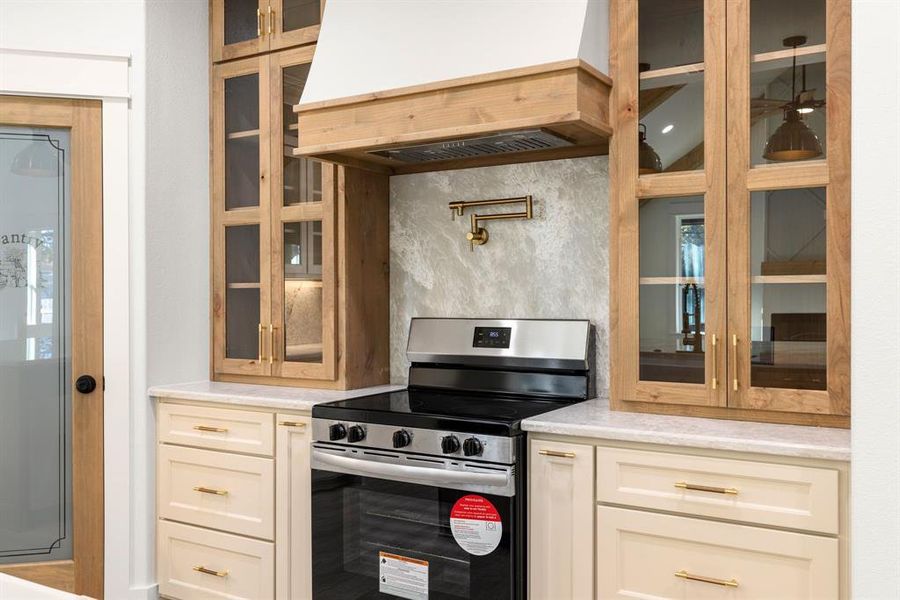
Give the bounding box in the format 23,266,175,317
392,430,412,448
463,437,483,457
329,423,347,441
347,425,366,443
441,435,461,454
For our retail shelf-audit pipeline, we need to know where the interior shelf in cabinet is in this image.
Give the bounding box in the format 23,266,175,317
226,282,261,289
226,129,260,140
639,276,705,285
751,275,827,284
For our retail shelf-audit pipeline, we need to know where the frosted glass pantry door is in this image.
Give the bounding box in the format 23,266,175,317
0,127,72,565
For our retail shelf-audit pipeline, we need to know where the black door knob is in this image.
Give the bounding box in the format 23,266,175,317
329,423,347,441
75,375,97,394
463,437,483,457
441,435,461,454
392,430,412,448
347,425,366,443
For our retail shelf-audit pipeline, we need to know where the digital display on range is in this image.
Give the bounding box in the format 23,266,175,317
473,326,512,348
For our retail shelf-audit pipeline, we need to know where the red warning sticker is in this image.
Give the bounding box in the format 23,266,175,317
449,494,503,556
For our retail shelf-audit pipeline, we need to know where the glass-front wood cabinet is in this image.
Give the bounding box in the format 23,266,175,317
211,0,323,62
212,47,390,387
611,0,850,425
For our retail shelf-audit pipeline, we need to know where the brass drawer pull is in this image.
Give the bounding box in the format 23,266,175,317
193,486,229,496
674,481,739,495
193,425,228,433
268,324,277,365
194,565,229,578
279,421,307,428
675,570,738,587
539,449,576,459
258,323,264,363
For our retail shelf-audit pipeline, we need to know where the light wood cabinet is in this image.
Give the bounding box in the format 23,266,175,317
596,505,839,599
211,0,323,63
275,415,312,599
211,45,390,389
611,0,851,426
528,440,595,600
157,402,314,600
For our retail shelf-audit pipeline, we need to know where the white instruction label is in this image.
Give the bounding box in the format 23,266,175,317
449,494,503,556
379,551,429,600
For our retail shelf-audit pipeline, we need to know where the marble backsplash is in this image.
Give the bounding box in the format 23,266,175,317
389,156,610,392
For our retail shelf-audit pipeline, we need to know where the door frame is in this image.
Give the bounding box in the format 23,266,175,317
0,96,104,597
0,47,134,599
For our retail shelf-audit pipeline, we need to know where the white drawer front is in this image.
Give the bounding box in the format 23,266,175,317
596,447,839,534
596,506,838,600
158,402,274,456
158,444,274,539
158,520,274,600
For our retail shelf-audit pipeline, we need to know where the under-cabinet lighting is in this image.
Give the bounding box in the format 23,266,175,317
797,107,815,114
661,124,675,134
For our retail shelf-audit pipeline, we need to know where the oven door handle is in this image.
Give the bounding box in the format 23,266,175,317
312,449,511,489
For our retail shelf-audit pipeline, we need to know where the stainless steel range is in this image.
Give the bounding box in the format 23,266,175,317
310,318,595,600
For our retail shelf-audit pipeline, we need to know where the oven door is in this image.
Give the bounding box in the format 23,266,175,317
311,444,523,600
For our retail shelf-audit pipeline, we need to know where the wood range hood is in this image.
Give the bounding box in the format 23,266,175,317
292,0,613,175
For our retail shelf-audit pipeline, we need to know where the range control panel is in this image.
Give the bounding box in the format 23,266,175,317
473,326,512,349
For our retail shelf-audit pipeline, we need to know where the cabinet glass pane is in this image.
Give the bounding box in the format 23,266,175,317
639,195,706,384
284,221,323,364
225,0,261,46
750,187,826,390
282,63,322,206
282,0,320,33
751,54,826,165
750,0,825,56
225,73,260,210
639,71,704,173
225,225,260,360
638,0,704,71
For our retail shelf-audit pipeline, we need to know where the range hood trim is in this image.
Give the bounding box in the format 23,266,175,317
293,59,613,174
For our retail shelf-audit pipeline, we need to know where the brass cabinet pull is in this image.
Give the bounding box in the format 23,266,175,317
710,334,718,390
193,486,229,496
267,6,275,34
675,570,738,587
193,425,228,433
674,481,739,495
194,565,229,578
279,421,306,428
538,449,576,459
258,323,264,363
732,334,739,391
256,8,263,36
268,324,277,365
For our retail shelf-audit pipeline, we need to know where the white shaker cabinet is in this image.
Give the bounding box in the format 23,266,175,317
275,415,312,600
528,439,595,600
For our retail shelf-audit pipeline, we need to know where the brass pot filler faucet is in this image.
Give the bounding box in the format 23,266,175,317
448,195,534,251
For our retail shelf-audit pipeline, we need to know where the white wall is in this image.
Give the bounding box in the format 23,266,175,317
0,1,209,598
300,0,609,104
851,1,900,598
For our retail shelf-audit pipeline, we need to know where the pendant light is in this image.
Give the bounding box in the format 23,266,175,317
638,123,662,174
763,36,823,162
10,137,58,177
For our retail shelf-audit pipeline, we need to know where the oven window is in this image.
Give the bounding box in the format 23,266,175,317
312,470,517,599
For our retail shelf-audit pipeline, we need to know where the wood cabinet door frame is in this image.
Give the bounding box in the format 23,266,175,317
610,0,728,409
212,55,274,377
0,96,104,598
269,46,337,381
211,0,270,63
725,0,850,416
268,0,323,52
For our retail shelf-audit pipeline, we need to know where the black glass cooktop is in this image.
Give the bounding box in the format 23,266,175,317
312,389,579,436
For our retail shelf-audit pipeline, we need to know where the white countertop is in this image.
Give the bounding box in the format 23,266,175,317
148,380,405,411
522,398,851,461
0,574,89,600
